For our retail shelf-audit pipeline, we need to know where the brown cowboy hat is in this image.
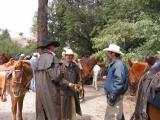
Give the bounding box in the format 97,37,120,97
37,38,60,48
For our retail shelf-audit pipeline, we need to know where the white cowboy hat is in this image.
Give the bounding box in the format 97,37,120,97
103,44,123,55
65,49,74,55
63,47,71,51
62,51,66,57
20,54,25,57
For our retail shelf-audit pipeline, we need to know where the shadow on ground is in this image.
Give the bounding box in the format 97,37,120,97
78,114,92,120
0,112,36,120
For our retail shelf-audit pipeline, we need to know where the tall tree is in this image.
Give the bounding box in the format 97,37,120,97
37,0,48,45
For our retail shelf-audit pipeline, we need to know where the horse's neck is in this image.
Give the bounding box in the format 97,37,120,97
84,58,98,72
21,63,33,84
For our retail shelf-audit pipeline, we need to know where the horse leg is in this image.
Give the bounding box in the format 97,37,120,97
18,95,25,120
92,73,95,88
1,74,7,102
11,97,17,120
93,72,98,90
95,73,98,90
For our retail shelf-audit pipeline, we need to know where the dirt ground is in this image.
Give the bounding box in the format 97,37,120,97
0,81,136,120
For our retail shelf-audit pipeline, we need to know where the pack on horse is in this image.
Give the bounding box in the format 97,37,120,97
128,57,160,120
9,60,33,120
0,58,14,102
76,56,100,99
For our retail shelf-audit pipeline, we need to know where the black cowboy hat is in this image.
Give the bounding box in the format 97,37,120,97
37,38,60,48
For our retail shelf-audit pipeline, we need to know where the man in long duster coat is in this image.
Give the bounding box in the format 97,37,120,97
36,39,75,120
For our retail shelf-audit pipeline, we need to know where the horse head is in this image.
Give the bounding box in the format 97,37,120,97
79,56,100,82
10,60,33,97
0,54,12,65
128,59,149,96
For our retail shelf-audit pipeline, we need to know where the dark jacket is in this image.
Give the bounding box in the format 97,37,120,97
60,61,82,119
104,58,128,97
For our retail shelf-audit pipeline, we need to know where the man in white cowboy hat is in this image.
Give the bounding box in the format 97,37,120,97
60,48,82,120
19,53,25,60
103,44,128,120
61,47,71,61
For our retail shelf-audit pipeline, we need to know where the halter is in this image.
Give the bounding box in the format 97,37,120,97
12,69,23,84
11,68,30,97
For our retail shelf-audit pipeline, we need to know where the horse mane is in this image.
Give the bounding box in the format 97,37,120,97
14,60,33,77
135,61,148,66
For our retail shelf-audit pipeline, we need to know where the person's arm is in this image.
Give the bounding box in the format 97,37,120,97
111,62,125,96
60,78,75,89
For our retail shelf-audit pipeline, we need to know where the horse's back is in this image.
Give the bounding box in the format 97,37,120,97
148,104,160,120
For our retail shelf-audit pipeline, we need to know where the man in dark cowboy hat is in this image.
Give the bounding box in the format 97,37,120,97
36,38,75,120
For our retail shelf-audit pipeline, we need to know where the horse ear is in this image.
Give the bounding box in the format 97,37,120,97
128,59,133,67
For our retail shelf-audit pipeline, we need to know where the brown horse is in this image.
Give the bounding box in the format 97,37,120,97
79,56,100,83
9,60,33,120
129,58,160,120
0,54,12,65
0,58,15,102
128,59,149,96
77,56,100,99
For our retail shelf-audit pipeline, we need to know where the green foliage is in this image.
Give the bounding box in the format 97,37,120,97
0,32,37,56
22,41,37,55
0,29,11,40
31,0,160,60
47,0,104,56
0,39,22,55
92,0,160,61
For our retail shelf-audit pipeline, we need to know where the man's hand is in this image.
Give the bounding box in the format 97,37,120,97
68,83,75,88
74,84,83,92
103,76,107,80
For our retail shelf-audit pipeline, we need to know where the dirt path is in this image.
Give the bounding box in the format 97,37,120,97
0,81,136,120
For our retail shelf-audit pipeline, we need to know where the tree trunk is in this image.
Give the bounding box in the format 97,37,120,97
37,0,48,46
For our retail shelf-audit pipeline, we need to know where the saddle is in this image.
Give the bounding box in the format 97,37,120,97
131,61,160,120
148,72,160,108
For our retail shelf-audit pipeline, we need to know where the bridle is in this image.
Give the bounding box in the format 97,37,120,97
11,68,30,97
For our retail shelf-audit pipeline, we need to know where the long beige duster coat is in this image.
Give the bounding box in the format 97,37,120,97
36,51,63,120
